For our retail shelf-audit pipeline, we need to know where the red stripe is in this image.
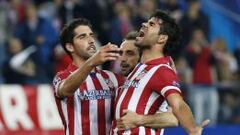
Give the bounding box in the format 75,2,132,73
148,96,164,114
156,129,162,135
135,64,163,114
81,100,90,135
67,96,75,135
55,97,67,134
80,82,91,135
93,74,106,135
164,89,181,98
145,128,151,135
135,73,155,114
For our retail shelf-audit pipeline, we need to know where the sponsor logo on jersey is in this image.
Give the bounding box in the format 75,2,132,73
77,89,114,100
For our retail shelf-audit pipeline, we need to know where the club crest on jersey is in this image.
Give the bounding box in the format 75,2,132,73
53,76,61,88
104,78,115,90
135,70,147,81
172,81,180,88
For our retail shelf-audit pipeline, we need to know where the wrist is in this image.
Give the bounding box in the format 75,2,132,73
188,127,198,135
86,58,97,68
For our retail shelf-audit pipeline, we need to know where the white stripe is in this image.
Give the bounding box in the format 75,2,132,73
158,101,168,112
144,92,160,114
103,70,118,88
160,129,165,135
150,129,156,135
115,65,147,119
139,126,145,135
161,86,181,97
123,130,131,135
128,65,161,112
61,99,69,135
96,74,112,134
74,90,82,135
129,64,147,81
86,76,99,135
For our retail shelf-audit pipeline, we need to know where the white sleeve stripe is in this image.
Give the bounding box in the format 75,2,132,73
161,86,181,96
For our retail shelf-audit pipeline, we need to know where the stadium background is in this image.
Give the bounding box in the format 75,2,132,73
0,0,240,134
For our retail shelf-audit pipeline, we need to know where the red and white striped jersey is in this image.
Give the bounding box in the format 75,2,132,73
53,63,124,135
112,57,181,135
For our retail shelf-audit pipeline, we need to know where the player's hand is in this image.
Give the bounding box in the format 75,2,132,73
88,43,120,66
116,110,142,130
189,119,210,135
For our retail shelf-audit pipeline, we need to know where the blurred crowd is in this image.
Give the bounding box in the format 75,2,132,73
0,0,240,125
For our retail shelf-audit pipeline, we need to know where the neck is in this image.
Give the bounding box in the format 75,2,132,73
141,47,164,63
72,56,86,67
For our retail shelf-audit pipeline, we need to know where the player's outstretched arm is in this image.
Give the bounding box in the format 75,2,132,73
116,109,178,130
166,93,210,135
57,44,120,98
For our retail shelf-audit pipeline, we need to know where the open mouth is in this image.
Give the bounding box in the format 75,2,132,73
120,63,129,70
88,45,96,51
136,30,145,42
138,31,145,37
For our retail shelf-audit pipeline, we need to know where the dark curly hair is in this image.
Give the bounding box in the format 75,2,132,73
150,10,181,56
59,18,92,58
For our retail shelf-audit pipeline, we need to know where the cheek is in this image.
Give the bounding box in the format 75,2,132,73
129,58,139,65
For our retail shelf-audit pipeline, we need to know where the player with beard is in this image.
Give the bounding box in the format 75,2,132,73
53,18,124,135
53,19,178,135
113,11,209,135
116,31,179,131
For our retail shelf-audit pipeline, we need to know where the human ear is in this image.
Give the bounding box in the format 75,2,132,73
157,35,168,45
66,43,74,52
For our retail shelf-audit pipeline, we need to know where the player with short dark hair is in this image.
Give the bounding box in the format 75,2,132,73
53,18,124,135
113,10,209,135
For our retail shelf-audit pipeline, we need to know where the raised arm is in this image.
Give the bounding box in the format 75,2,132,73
57,44,120,98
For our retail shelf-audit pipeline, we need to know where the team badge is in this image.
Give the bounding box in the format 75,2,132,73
105,78,115,90
135,70,147,81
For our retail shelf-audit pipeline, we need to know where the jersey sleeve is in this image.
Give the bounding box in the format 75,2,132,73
52,71,67,98
152,66,181,98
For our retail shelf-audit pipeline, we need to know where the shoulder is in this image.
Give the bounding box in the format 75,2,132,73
151,64,179,87
154,64,176,77
52,70,70,89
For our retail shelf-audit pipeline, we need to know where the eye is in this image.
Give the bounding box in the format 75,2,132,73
126,51,135,56
79,35,85,39
150,22,154,26
90,33,95,38
119,50,123,56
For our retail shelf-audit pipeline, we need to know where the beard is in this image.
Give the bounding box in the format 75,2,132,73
134,41,151,50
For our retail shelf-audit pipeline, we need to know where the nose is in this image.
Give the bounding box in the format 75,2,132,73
88,36,95,44
120,53,127,62
141,22,147,28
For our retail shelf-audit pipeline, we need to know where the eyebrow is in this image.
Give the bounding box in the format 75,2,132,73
74,32,94,39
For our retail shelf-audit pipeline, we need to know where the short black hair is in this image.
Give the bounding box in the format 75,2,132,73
151,10,181,56
59,18,92,57
123,31,142,58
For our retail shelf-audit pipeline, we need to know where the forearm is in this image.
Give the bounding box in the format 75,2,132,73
172,101,197,134
139,113,178,128
58,59,95,97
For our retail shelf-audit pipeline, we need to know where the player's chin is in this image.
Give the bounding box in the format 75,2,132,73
89,50,97,55
120,69,129,76
135,37,144,46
